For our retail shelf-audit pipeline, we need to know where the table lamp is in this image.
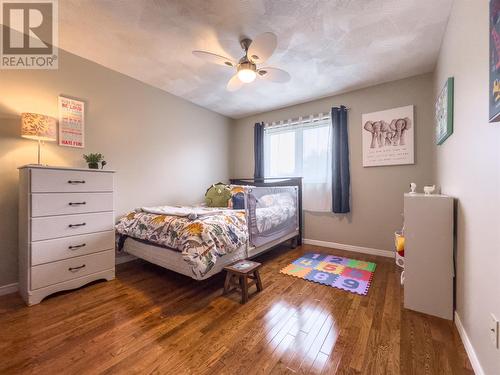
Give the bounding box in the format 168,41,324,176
21,113,57,165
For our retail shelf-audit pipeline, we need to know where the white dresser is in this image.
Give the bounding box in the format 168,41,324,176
403,193,454,320
18,165,116,305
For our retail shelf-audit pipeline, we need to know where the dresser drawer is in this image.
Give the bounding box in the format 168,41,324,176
31,250,115,290
31,231,115,265
31,169,113,193
31,212,114,241
31,192,113,217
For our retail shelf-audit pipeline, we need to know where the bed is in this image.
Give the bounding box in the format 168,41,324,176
116,178,302,280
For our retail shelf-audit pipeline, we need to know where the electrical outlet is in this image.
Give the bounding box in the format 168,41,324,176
490,313,499,349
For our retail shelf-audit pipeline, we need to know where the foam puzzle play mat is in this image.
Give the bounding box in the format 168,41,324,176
280,253,376,296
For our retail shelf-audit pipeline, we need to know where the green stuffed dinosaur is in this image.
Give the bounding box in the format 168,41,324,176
205,182,232,207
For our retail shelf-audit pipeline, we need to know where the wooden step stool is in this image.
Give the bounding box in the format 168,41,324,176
223,260,263,304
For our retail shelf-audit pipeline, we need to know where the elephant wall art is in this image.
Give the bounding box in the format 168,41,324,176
362,105,414,167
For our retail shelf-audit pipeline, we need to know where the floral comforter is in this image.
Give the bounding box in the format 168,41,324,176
115,209,248,278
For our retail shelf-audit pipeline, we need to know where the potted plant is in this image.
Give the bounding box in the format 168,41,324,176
83,153,107,169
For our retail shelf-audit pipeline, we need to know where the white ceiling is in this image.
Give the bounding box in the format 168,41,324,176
59,0,453,119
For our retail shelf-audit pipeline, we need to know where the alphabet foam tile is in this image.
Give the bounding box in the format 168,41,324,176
304,270,339,286
293,258,321,268
346,259,376,271
331,276,370,295
301,253,327,261
279,264,312,278
323,255,350,265
280,253,376,296
341,267,372,281
316,262,345,275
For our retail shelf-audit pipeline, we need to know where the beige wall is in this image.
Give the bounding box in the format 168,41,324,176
230,74,436,252
0,49,231,287
434,1,500,373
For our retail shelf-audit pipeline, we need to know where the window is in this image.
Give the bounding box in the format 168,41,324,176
264,117,332,211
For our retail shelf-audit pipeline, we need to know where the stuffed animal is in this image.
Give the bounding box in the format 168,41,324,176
205,183,232,207
229,186,245,209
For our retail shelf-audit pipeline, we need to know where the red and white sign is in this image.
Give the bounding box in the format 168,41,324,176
58,96,84,148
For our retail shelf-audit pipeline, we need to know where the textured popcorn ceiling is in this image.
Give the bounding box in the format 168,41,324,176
58,0,453,119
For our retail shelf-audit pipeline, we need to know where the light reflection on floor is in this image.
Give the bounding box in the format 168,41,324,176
262,299,338,369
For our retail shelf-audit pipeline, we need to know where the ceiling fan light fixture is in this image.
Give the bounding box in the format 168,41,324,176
237,61,257,83
237,68,256,83
194,32,289,91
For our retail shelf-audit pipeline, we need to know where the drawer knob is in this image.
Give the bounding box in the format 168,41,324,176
69,201,87,206
68,264,86,272
68,222,86,228
68,243,86,250
68,180,86,184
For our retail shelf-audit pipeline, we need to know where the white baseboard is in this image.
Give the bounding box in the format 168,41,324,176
454,311,485,375
115,254,136,265
0,282,18,296
303,239,394,258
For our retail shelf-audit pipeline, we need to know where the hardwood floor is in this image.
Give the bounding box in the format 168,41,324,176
0,244,473,374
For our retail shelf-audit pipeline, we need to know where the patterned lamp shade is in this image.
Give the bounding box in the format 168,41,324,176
21,113,57,142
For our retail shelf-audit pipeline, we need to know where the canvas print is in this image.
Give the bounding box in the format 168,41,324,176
362,105,414,167
490,0,500,122
436,77,454,144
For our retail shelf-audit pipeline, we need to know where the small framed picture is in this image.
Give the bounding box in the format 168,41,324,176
436,77,454,145
58,96,85,148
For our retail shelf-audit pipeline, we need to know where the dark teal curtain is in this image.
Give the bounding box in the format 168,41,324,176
254,122,265,180
331,106,350,213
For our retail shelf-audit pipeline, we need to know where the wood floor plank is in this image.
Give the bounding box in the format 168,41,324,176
0,244,473,375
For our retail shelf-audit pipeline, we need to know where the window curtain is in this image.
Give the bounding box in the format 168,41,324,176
331,106,350,213
254,122,265,179
300,122,332,212
263,118,332,212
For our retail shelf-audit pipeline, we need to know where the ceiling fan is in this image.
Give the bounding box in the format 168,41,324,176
192,32,291,92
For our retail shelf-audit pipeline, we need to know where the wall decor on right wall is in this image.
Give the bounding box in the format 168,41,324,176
436,77,454,145
490,0,500,122
362,105,414,167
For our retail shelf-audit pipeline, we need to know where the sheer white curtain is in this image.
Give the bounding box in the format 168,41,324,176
264,116,332,212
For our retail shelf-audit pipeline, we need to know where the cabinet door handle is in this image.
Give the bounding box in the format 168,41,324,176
68,243,86,250
68,264,86,271
68,222,86,228
68,180,86,184
69,201,86,206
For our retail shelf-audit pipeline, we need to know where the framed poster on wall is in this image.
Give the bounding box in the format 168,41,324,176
362,105,414,167
436,77,454,145
58,96,85,148
490,0,500,122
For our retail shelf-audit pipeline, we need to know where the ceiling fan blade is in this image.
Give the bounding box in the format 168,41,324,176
257,67,291,83
226,74,244,92
192,50,235,67
247,32,277,64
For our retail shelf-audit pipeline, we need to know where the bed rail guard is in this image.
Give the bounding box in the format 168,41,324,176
229,177,303,245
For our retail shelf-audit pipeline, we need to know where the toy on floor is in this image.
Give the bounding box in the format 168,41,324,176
395,228,405,285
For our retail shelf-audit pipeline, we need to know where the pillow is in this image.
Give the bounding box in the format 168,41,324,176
205,183,232,207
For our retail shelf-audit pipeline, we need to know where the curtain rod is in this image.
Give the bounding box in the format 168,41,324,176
264,107,350,128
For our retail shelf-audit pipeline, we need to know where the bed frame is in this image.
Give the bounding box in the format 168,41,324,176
122,177,303,280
